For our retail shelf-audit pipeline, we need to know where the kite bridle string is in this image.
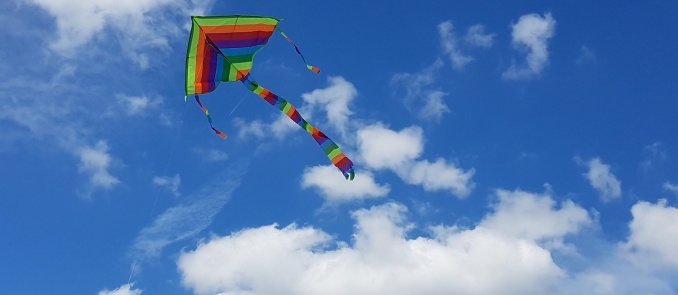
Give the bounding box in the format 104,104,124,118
127,120,184,285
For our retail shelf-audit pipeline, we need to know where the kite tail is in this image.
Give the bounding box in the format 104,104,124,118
276,27,321,74
195,95,227,139
240,74,355,180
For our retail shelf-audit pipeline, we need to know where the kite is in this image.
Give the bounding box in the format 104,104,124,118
185,15,355,180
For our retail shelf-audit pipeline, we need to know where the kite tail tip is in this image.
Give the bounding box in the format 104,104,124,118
307,65,320,74
344,167,355,181
212,127,227,139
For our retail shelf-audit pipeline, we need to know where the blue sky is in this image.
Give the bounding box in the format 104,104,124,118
1,1,677,294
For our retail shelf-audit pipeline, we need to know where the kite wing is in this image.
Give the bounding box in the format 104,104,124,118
185,15,355,180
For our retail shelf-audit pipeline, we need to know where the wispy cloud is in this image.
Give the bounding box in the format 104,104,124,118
391,59,450,122
578,157,622,202
153,174,181,197
664,182,678,196
639,142,667,173
438,21,474,69
465,24,495,48
503,12,556,80
28,0,213,68
131,168,242,260
98,283,142,295
77,140,120,196
575,45,596,65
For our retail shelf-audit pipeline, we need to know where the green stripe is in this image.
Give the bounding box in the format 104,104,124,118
185,18,203,95
281,101,291,113
325,144,341,158
192,15,280,26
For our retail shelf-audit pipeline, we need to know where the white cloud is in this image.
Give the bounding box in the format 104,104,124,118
406,158,475,197
301,165,389,202
301,76,357,137
502,12,556,80
438,21,473,69
664,182,678,196
178,202,565,295
153,174,181,197
391,59,450,122
98,283,142,295
465,24,495,48
621,199,678,270
28,0,212,67
357,124,423,170
77,140,120,192
581,157,622,202
357,124,474,198
481,189,592,245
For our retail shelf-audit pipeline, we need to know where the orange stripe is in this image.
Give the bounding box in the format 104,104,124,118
286,105,296,117
259,88,270,98
194,32,207,93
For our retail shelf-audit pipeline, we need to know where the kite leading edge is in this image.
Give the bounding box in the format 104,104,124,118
185,15,355,180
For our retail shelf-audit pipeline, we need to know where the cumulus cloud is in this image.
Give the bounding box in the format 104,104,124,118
357,124,474,197
153,174,181,197
77,140,120,193
580,157,622,202
502,12,556,80
178,201,567,295
438,21,473,69
301,165,389,202
301,76,357,137
391,59,450,121
621,199,678,270
98,283,142,295
406,158,475,196
357,124,423,170
481,189,592,247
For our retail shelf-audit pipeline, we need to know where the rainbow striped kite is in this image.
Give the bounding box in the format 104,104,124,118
185,15,355,180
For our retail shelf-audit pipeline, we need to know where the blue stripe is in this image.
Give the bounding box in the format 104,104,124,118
215,55,225,82
220,45,264,57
